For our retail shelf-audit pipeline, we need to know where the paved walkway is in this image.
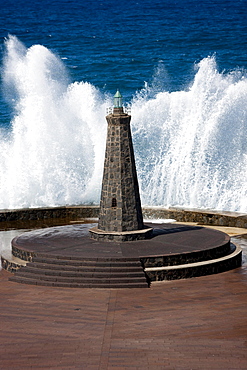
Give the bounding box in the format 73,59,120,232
0,260,247,369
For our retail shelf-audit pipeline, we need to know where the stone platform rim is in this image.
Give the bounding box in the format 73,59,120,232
10,223,231,266
145,243,242,271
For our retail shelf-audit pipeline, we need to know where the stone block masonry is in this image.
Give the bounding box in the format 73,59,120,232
97,108,144,233
0,206,246,229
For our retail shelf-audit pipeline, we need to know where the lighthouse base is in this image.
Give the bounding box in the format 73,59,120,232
89,226,153,242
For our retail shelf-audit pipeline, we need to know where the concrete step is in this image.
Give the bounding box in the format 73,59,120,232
16,266,145,278
11,271,147,284
141,242,231,268
6,252,149,288
32,254,139,262
31,256,142,268
1,253,26,273
27,261,143,273
145,244,242,282
9,275,148,288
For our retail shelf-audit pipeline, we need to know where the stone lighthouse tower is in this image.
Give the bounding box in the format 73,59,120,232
90,91,152,242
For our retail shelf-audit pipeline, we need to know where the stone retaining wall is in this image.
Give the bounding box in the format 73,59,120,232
142,207,247,229
0,206,246,229
0,206,99,223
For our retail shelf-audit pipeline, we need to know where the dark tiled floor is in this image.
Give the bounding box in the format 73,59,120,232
13,223,229,259
0,262,247,369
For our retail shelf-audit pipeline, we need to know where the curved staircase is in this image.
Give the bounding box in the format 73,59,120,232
1,254,149,288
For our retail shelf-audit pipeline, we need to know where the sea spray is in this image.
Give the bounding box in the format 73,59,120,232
131,57,247,212
0,36,247,212
0,36,107,209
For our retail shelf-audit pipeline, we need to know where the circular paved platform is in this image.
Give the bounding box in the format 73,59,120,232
5,222,241,287
12,223,230,261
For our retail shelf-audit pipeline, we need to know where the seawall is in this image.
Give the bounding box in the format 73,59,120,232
0,206,246,229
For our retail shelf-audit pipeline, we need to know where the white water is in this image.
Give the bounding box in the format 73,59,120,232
0,36,246,212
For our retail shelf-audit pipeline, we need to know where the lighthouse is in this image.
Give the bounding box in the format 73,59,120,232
90,91,152,242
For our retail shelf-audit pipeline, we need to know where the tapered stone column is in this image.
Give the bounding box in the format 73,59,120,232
90,91,152,242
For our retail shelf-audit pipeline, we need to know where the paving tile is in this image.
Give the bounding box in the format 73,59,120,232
0,265,247,369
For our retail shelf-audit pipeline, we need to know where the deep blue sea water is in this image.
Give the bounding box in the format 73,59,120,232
0,0,246,211
1,0,246,112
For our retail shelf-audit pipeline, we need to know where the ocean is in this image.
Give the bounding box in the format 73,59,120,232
0,0,246,212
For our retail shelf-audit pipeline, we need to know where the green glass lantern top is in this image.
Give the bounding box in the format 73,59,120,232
114,90,123,108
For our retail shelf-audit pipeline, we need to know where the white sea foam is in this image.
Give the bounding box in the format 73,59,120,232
131,57,247,212
0,36,107,209
0,36,246,212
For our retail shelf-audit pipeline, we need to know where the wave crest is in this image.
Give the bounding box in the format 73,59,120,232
0,37,246,212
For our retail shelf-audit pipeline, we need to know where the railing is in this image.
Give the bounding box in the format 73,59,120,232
106,107,113,115
106,107,131,115
124,106,131,115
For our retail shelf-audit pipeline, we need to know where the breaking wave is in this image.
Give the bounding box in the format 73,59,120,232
0,36,246,212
